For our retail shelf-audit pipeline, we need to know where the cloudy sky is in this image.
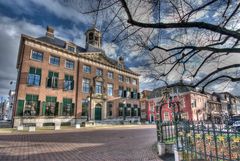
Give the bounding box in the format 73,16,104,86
0,0,239,98
0,0,133,97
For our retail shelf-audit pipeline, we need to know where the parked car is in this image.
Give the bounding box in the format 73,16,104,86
227,116,240,125
232,121,240,132
233,121,240,127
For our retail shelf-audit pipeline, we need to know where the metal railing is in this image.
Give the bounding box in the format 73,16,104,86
158,120,240,160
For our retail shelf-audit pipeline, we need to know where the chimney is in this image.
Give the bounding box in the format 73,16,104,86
46,26,54,38
118,56,124,63
117,56,124,69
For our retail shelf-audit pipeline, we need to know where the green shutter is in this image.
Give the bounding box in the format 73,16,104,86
131,108,134,116
37,101,40,115
71,103,75,116
46,96,57,102
63,98,67,105
36,68,41,75
26,94,31,101
71,80,74,90
63,98,72,105
32,95,38,101
55,102,59,116
54,72,59,78
47,78,52,87
64,75,68,80
70,76,73,81
17,100,24,116
46,96,51,102
42,101,46,115
55,79,58,88
48,71,53,78
29,67,35,74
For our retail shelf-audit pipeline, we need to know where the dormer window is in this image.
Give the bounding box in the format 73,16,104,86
66,42,76,52
67,45,75,52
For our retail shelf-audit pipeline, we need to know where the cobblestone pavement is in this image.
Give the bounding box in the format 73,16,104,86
0,125,162,161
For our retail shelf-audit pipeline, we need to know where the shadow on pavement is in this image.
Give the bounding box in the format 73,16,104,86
159,153,174,161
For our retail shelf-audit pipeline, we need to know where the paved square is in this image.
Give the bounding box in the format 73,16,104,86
0,125,162,161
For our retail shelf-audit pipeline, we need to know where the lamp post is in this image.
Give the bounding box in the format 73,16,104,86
157,88,171,142
87,86,93,121
169,96,181,122
156,100,164,142
123,100,126,121
86,96,90,121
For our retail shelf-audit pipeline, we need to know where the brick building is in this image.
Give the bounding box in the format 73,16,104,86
206,93,222,123
140,90,154,122
13,26,140,127
141,84,208,122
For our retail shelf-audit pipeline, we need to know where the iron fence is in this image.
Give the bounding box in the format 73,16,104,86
158,120,240,160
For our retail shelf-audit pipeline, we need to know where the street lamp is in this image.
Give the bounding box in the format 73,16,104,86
86,96,90,121
87,86,93,121
123,100,126,121
156,88,171,143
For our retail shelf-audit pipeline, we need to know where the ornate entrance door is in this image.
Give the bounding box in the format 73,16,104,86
95,104,102,120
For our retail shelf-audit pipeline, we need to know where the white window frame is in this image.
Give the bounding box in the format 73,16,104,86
132,79,137,85
164,112,170,121
107,84,113,96
83,65,91,73
49,55,60,66
65,59,74,70
30,50,43,62
66,44,76,52
108,71,113,79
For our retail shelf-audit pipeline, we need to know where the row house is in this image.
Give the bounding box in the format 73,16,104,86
141,84,240,123
206,92,240,123
236,97,240,115
216,92,239,116
13,26,140,127
206,93,222,123
140,83,208,122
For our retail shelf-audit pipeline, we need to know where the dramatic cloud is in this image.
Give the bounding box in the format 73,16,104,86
0,0,239,97
102,43,119,59
0,16,87,97
0,0,93,25
0,16,45,97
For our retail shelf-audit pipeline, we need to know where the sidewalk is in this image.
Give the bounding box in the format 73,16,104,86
0,124,145,134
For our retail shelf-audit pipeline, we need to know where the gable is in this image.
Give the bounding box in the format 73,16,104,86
81,52,117,67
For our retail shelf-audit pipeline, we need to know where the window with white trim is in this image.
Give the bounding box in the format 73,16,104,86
31,50,43,61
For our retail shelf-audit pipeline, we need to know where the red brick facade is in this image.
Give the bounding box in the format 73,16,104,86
13,27,140,126
140,90,208,122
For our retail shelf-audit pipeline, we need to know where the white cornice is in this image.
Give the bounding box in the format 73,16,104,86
25,40,139,79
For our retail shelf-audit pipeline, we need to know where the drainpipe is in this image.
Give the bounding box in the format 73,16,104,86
75,58,80,124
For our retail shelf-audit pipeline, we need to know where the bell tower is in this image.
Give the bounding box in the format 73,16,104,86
85,27,102,49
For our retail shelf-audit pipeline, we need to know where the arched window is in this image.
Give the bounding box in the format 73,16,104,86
89,32,93,40
95,36,99,41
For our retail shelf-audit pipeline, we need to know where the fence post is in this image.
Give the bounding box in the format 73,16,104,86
174,144,183,161
173,102,184,161
157,105,166,156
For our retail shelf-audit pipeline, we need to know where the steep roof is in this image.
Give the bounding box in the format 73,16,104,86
36,36,86,52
